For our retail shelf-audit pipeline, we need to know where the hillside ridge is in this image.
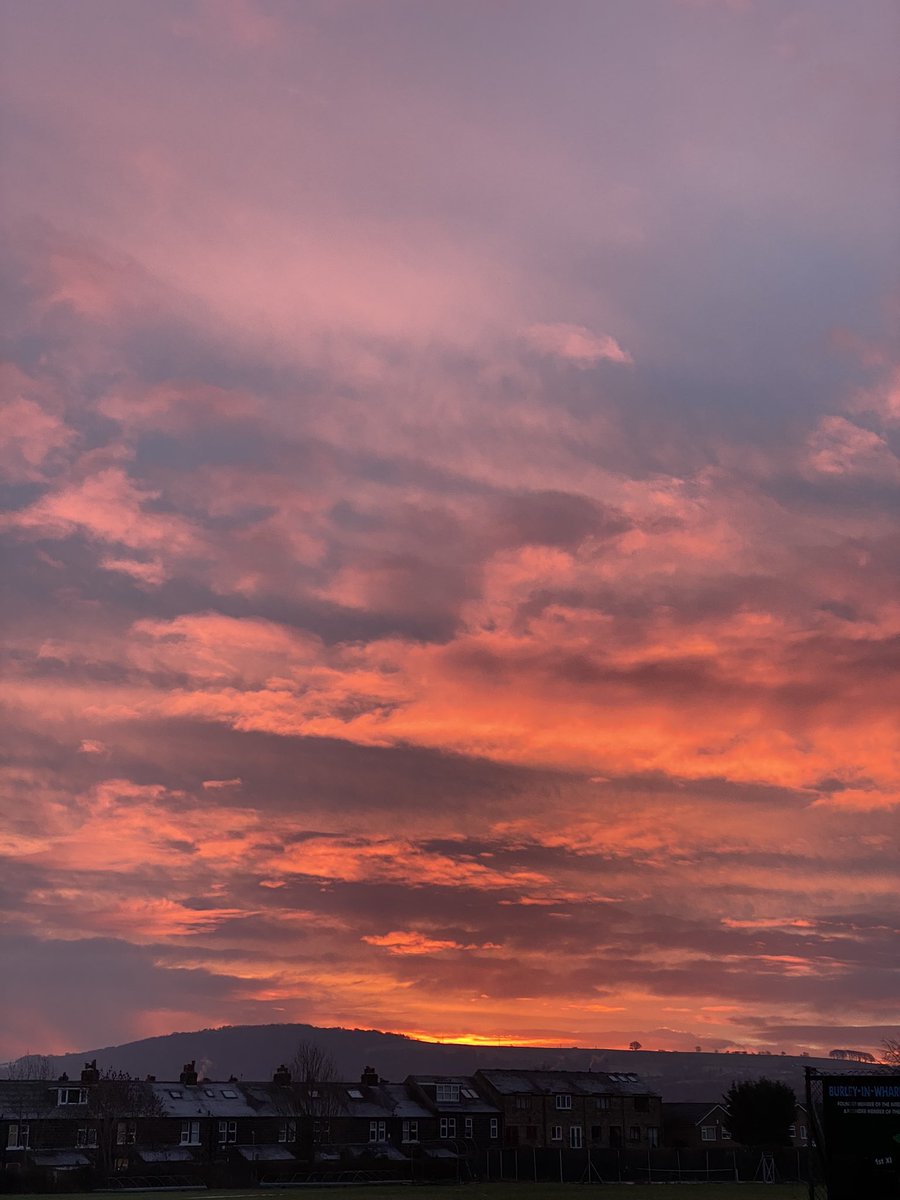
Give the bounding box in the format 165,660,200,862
4,1022,843,1102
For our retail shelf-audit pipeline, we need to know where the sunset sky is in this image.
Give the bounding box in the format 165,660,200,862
1,0,899,1065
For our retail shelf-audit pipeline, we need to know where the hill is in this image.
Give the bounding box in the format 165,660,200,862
3,1023,841,1101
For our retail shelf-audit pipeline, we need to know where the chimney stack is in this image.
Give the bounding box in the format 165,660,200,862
179,1061,199,1086
273,1065,292,1086
81,1060,100,1085
360,1065,379,1086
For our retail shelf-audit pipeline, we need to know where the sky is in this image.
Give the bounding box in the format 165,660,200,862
1,0,899,1065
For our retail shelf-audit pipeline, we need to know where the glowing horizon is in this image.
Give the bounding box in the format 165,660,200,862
1,0,898,1065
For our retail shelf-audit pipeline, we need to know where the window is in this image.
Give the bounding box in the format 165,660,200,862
278,1121,296,1144
436,1083,460,1103
369,1120,386,1143
515,1095,529,1109
464,1117,473,1138
800,1125,808,1141
439,1117,456,1138
788,1124,796,1138
526,1124,537,1142
204,1089,215,1098
701,1125,716,1142
550,1124,562,1142
490,1118,499,1139
505,1125,519,1146
117,1121,136,1146
647,1126,659,1148
596,1096,610,1110
634,1096,649,1112
181,1120,201,1146
402,1120,419,1143
555,1093,572,1110
721,1127,732,1141
570,1126,583,1149
313,1120,329,1140
7,1124,30,1149
347,1088,363,1099
168,1090,183,1099
221,1089,238,1099
461,1087,478,1099
58,1087,88,1105
218,1121,237,1145
628,1125,641,1143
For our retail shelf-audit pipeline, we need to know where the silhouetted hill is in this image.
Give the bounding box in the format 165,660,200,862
4,1023,844,1101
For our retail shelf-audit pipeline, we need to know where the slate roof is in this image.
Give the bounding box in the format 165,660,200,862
477,1068,659,1098
0,1081,61,1120
31,1152,90,1168
149,1081,259,1118
406,1075,499,1113
663,1101,728,1125
234,1145,295,1161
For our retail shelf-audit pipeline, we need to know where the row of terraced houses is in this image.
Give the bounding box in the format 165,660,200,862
0,1059,809,1191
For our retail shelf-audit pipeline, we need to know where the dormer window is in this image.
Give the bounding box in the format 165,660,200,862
436,1083,460,1103
58,1087,88,1105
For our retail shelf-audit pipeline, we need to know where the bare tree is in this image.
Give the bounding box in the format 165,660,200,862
89,1069,166,1181
881,1039,900,1066
274,1042,344,1161
5,1054,55,1081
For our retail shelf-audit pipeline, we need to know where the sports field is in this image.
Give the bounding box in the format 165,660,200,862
11,1185,809,1200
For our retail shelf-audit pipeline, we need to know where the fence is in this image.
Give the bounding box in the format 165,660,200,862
481,1145,810,1184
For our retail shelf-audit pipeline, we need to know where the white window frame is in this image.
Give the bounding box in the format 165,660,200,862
117,1121,136,1146
180,1120,201,1146
278,1120,296,1144
8,1124,30,1150
596,1096,610,1110
800,1124,808,1141
58,1087,88,1106
721,1126,732,1140
490,1117,499,1139
436,1083,460,1103
402,1119,419,1143
555,1094,572,1110
550,1124,562,1141
440,1116,456,1138
647,1126,659,1148
570,1125,583,1149
464,1116,473,1138
77,1127,97,1147
701,1125,716,1142
218,1120,237,1145
368,1119,386,1143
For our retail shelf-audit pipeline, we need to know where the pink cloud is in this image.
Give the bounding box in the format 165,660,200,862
6,466,200,564
805,415,900,480
0,364,74,482
524,323,633,366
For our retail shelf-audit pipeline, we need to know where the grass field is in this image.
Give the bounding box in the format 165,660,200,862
11,1185,809,1200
